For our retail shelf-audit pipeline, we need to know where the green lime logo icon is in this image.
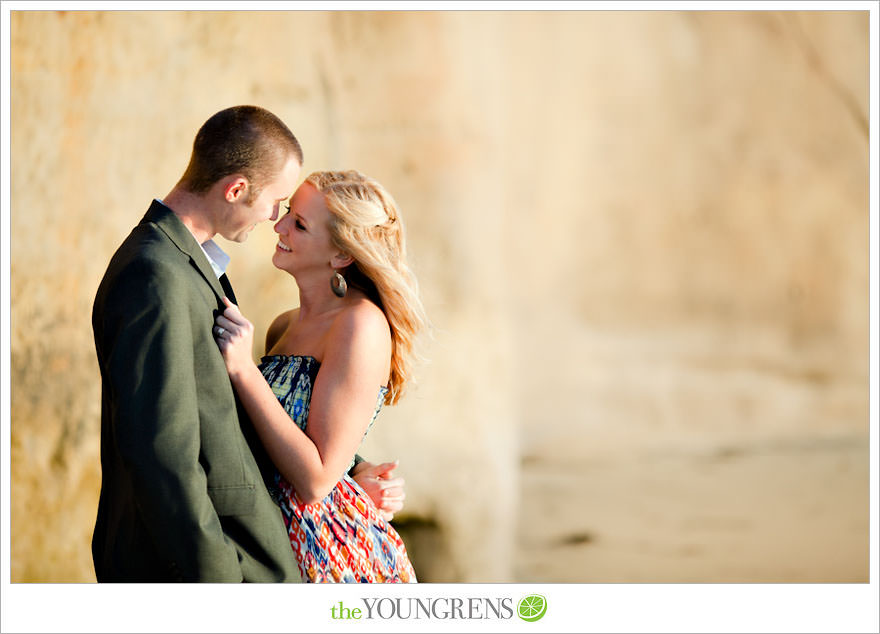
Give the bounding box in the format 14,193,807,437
517,594,547,622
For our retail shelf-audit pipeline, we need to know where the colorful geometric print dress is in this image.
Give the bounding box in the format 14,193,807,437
258,354,417,583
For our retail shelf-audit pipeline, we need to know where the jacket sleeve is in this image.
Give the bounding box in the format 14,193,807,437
348,453,365,475
102,261,243,581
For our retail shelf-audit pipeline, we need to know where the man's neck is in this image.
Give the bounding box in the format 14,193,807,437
162,186,216,244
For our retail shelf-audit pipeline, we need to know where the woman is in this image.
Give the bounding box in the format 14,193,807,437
213,170,427,583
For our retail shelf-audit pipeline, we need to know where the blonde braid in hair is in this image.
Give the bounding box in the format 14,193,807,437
305,170,428,405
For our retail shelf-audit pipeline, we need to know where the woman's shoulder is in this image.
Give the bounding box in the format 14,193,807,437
328,298,390,350
268,308,300,333
265,308,299,351
338,297,388,329
324,298,391,373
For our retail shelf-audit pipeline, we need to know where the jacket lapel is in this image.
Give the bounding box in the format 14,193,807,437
219,273,238,305
141,200,227,302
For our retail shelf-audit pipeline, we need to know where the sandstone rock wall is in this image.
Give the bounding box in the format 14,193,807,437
8,10,868,582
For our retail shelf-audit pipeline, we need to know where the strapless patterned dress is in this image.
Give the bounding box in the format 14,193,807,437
258,354,417,583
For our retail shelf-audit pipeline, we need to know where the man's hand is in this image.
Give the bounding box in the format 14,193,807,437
351,460,405,521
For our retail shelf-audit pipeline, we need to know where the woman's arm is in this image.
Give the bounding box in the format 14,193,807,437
216,297,391,504
263,306,404,513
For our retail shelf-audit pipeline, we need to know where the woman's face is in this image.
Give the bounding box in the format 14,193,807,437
271,182,338,276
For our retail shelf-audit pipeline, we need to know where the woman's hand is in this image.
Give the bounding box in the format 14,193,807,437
214,297,256,380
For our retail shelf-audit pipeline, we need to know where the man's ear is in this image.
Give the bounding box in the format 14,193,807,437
331,252,354,269
223,175,249,202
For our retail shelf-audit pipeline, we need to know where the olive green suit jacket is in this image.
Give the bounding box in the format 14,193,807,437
91,201,300,582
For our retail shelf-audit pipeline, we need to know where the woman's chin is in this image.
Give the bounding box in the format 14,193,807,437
270,253,294,274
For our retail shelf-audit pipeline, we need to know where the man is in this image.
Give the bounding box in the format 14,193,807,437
92,105,403,582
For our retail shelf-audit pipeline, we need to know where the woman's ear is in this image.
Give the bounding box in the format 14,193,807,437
331,252,354,269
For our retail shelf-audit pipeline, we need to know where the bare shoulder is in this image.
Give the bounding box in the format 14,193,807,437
325,299,391,366
265,308,299,353
332,299,390,342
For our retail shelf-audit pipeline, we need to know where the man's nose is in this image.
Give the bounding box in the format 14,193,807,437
269,203,280,222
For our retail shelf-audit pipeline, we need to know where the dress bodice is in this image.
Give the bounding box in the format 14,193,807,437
257,354,388,468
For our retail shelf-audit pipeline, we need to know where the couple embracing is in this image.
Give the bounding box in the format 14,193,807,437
91,105,427,582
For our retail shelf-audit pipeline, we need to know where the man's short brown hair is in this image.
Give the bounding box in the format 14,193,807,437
179,105,303,201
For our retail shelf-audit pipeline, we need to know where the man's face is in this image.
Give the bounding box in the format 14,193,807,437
222,156,302,243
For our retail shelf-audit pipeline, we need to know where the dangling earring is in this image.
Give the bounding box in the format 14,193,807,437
331,271,348,298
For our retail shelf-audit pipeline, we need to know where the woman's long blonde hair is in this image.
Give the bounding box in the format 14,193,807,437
306,170,428,405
